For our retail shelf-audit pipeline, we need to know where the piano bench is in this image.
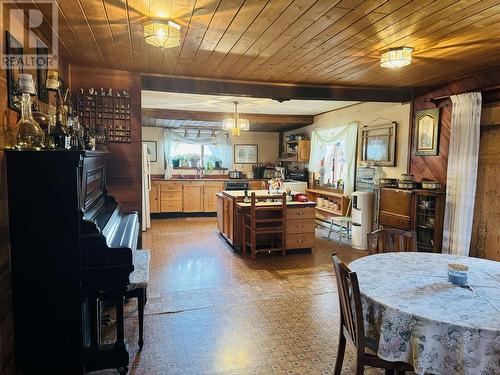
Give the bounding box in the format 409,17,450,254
126,249,150,350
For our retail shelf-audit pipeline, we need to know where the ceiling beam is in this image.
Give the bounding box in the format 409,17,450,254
141,75,412,103
142,108,314,127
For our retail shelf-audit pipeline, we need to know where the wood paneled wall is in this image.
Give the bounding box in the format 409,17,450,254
410,68,500,182
409,68,500,261
69,66,142,213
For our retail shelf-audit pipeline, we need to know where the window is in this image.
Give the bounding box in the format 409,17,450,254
172,142,216,168
317,141,346,186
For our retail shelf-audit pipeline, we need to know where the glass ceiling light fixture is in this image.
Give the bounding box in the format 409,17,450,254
223,101,249,137
380,46,413,68
143,19,181,49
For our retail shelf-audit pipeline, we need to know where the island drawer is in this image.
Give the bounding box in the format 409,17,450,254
286,207,315,219
286,219,315,234
286,233,315,249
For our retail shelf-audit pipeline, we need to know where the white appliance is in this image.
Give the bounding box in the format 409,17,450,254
283,180,307,194
141,143,151,232
351,191,374,250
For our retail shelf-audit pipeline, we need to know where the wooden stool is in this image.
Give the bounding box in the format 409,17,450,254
242,192,287,259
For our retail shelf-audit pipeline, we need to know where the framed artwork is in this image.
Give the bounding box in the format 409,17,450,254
360,122,397,167
5,31,24,112
143,141,157,162
414,109,440,156
234,144,258,164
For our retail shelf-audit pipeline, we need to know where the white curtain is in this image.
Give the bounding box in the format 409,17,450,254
442,92,482,256
308,122,358,196
163,129,232,179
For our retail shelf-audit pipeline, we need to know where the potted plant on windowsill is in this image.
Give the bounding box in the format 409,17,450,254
187,153,200,168
172,157,180,168
180,155,190,168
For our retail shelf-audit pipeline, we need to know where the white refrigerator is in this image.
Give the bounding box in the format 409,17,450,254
141,143,151,232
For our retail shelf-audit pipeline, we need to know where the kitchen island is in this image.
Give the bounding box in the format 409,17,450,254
216,190,316,252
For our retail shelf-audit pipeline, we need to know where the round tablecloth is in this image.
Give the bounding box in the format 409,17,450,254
349,252,500,375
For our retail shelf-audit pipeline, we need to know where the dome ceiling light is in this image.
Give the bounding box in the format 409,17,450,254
143,19,181,49
380,47,413,68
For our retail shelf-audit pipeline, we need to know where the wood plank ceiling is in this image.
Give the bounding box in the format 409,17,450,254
46,0,500,88
142,108,314,132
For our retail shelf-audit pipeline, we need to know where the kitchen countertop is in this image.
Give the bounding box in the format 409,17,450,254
236,201,316,208
151,178,269,182
221,190,286,197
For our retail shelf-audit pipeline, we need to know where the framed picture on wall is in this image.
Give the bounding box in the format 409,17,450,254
234,144,258,164
414,108,440,156
143,141,157,162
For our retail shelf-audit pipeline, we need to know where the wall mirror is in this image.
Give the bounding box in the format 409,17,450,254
360,122,397,167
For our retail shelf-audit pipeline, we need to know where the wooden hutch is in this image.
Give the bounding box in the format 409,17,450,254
379,187,445,253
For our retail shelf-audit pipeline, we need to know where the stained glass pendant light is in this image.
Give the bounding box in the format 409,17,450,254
380,47,413,68
144,19,181,49
223,101,249,137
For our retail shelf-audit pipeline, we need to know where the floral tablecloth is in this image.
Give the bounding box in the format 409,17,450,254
349,252,500,375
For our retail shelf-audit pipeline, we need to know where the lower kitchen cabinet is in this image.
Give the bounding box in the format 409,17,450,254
183,182,204,212
149,182,160,213
149,180,225,214
216,193,224,232
204,183,224,212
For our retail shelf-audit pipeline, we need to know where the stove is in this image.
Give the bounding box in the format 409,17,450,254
225,181,249,191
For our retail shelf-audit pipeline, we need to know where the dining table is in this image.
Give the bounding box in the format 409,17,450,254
349,252,500,375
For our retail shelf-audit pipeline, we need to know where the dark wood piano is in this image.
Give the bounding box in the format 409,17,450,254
5,149,139,374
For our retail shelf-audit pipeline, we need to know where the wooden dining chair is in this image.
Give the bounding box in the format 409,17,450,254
332,254,414,375
367,228,417,254
242,192,287,259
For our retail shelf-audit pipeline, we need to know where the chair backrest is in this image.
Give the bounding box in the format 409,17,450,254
250,192,287,228
332,254,365,352
367,228,417,254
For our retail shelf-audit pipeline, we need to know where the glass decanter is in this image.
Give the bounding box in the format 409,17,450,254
15,92,45,149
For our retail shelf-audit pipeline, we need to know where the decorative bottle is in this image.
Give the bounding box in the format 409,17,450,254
50,110,69,149
14,74,45,150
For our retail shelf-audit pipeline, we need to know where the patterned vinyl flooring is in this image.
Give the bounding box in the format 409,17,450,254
92,217,384,375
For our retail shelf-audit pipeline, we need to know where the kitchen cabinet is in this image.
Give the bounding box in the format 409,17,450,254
222,195,232,240
149,182,160,213
298,140,310,162
282,140,310,162
160,181,183,212
183,182,204,212
216,193,224,232
203,183,224,212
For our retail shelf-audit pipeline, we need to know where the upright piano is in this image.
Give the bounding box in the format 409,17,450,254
5,150,139,374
